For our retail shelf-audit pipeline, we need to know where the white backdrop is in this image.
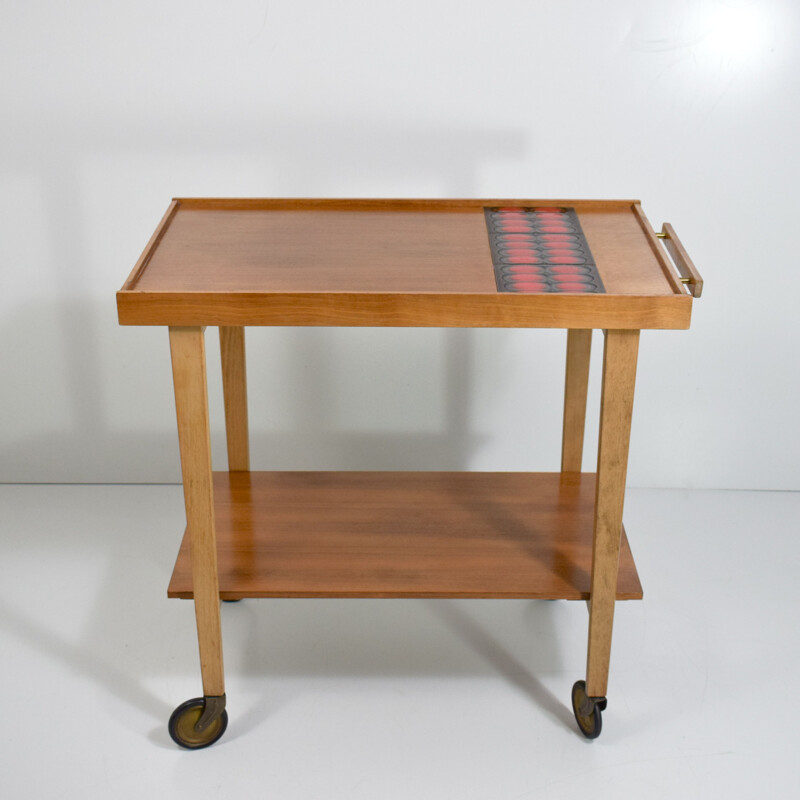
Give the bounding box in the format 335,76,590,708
1,0,797,489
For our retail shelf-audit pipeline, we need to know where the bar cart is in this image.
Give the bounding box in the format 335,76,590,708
117,198,702,747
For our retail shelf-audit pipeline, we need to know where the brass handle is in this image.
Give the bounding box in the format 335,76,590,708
656,224,703,298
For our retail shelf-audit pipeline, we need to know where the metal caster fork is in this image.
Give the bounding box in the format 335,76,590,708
571,680,606,740
168,694,228,749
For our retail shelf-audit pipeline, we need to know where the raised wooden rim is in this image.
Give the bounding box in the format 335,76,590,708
117,198,694,329
120,199,181,291
172,197,642,211
117,290,692,328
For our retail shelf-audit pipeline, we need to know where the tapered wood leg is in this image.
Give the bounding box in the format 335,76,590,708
585,329,639,698
169,326,225,697
561,329,592,472
219,327,250,471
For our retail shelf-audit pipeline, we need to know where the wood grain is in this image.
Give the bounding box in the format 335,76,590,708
117,199,695,330
169,326,225,697
561,329,592,472
219,327,250,471
120,200,180,291
132,207,496,294
118,291,691,329
174,198,642,212
586,329,640,698
167,471,643,601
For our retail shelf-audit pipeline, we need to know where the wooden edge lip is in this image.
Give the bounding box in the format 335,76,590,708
630,202,691,297
167,523,643,601
120,199,181,291
169,589,644,600
171,197,642,211
167,526,642,600
661,222,703,298
117,291,692,329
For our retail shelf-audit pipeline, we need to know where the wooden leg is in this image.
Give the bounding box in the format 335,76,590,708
561,329,592,473
169,326,225,697
585,329,639,698
219,326,250,471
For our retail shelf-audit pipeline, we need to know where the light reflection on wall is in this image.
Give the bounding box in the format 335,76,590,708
698,2,772,63
624,0,785,101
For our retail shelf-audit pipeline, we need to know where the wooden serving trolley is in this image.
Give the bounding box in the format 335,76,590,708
117,199,701,748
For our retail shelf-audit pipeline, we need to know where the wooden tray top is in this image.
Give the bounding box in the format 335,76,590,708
117,198,693,329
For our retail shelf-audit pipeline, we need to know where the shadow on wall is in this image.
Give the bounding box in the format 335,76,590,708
1,118,532,482
2,300,503,479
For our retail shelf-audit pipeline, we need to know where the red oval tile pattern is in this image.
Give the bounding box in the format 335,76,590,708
485,207,603,294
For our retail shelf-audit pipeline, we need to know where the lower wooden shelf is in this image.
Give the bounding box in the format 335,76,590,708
168,471,642,600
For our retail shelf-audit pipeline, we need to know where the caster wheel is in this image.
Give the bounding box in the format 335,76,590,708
571,680,605,739
168,697,228,749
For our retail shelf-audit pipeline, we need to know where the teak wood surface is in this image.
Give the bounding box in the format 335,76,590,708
586,330,640,698
167,471,643,601
561,329,593,472
119,198,703,729
219,326,250,471
168,326,225,697
117,198,693,329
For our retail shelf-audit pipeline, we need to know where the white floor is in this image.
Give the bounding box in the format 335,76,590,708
0,484,796,799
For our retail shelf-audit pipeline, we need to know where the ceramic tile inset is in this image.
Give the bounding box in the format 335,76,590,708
484,207,605,294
